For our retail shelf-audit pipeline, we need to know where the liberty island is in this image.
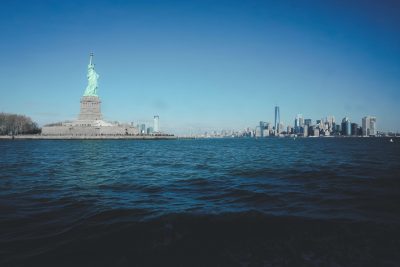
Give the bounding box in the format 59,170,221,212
37,54,174,139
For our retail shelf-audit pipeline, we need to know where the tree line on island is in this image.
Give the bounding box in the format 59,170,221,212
0,113,41,135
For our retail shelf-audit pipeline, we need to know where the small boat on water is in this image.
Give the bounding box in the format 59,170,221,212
390,138,394,143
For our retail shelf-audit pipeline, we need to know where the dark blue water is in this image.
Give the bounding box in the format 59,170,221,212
1,138,399,266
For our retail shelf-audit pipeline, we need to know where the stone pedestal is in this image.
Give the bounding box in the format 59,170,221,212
79,96,102,121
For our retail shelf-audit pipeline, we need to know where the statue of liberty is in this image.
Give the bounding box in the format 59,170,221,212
83,53,99,96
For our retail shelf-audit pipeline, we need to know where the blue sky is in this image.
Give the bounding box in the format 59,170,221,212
0,0,399,134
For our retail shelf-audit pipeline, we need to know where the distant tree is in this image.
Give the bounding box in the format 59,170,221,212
0,113,41,135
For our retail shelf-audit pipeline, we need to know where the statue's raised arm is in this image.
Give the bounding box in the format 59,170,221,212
83,53,99,97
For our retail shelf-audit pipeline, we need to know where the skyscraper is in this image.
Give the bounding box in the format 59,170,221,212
326,116,335,131
274,106,280,134
362,116,377,136
294,114,303,134
335,124,341,134
255,126,262,137
299,117,304,128
351,123,358,136
341,117,351,136
140,124,146,134
370,117,377,136
278,122,284,134
154,115,159,133
259,121,267,137
303,125,308,137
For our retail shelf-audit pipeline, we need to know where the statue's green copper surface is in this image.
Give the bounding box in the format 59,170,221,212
83,53,99,97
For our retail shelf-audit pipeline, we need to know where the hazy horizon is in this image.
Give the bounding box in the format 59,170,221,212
1,0,399,134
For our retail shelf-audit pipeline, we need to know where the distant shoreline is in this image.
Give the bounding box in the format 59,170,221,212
177,136,400,140
1,135,397,140
0,135,176,140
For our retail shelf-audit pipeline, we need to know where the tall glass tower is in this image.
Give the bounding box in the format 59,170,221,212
294,114,303,134
274,106,280,134
154,115,160,133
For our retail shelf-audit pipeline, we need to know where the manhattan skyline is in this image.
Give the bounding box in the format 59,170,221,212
0,0,399,134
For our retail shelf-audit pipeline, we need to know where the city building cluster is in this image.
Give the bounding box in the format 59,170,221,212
134,115,160,135
194,106,390,138
255,107,377,138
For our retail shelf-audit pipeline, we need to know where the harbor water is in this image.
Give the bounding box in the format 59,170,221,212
1,138,399,266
